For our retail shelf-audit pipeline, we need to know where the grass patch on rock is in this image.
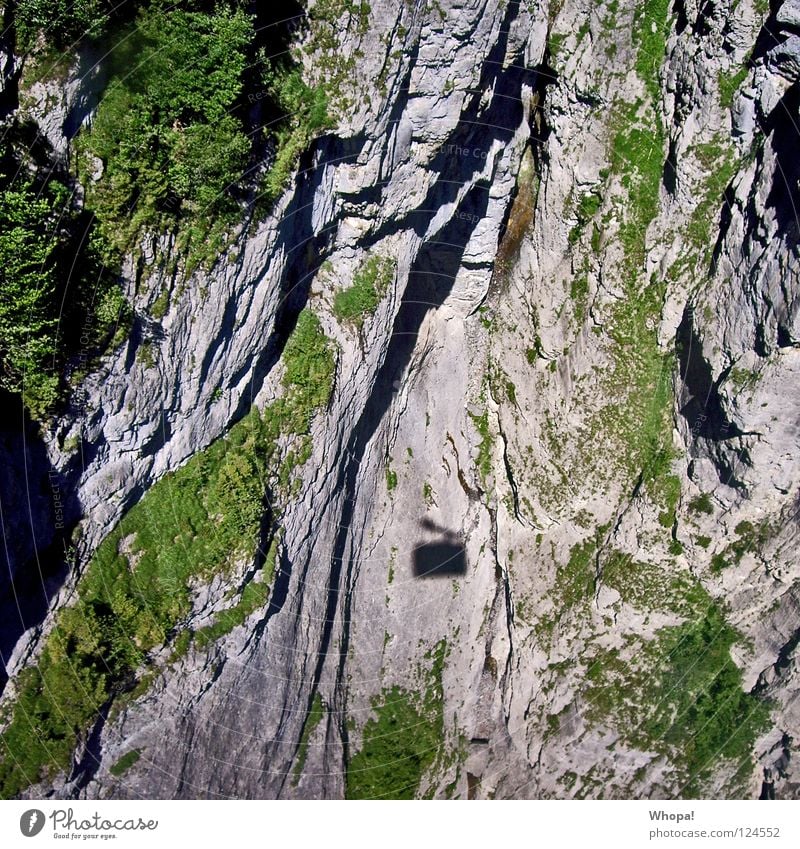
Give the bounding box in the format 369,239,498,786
0,308,334,799
346,641,447,799
583,585,770,796
292,693,325,784
333,255,395,328
109,748,140,778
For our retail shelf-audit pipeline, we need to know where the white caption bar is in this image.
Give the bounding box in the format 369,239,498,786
0,799,796,848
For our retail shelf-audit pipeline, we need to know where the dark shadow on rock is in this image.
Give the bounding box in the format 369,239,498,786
750,2,791,65
228,130,366,422
0,390,79,691
676,306,743,441
762,81,800,247
0,4,19,119
412,537,467,578
309,0,538,707
61,43,110,144
759,767,777,799
677,308,751,490
314,176,492,684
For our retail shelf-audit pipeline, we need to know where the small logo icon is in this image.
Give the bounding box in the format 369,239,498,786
20,810,45,837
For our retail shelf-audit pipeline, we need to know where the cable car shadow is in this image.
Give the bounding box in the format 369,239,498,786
411,520,467,578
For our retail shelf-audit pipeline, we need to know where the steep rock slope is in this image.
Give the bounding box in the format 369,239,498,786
1,0,798,800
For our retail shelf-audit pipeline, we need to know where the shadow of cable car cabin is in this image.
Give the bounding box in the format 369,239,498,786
411,526,467,578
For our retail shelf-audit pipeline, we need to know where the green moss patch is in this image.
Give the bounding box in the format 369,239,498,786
292,693,326,784
109,749,141,778
0,308,334,799
601,551,706,615
333,255,396,328
469,410,494,483
583,594,770,797
346,641,447,799
710,518,774,574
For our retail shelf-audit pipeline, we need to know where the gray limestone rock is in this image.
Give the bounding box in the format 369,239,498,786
2,0,800,801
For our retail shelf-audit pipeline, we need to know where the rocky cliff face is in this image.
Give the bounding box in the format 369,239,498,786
2,0,799,800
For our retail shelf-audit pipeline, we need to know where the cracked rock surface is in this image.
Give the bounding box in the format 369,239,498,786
2,0,800,800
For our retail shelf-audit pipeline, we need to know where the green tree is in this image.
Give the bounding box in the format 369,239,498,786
0,179,61,415
15,0,114,49
80,5,254,260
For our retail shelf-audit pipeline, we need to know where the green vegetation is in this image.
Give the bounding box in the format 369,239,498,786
574,492,772,795
609,110,664,272
478,305,493,330
0,171,127,418
386,467,398,491
149,288,170,321
719,65,749,110
4,5,335,415
261,66,333,203
654,472,681,528
686,140,739,262
601,551,706,615
632,0,672,105
635,362,682,527
293,693,325,784
729,366,760,393
195,576,269,649
0,178,66,414
710,518,773,573
604,0,671,269
194,532,281,649
345,686,440,799
302,0,371,117
346,641,447,799
14,0,115,50
568,190,602,245
137,341,156,370
280,310,337,422
710,552,730,573
689,493,714,515
109,749,141,778
664,137,738,288
578,0,675,501
558,539,597,608
548,32,566,61
0,308,335,798
0,413,268,797
77,4,253,269
645,605,770,795
333,255,396,328
469,410,493,482
534,533,606,643
584,592,770,796
63,3,333,272
570,269,590,324
754,0,771,17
